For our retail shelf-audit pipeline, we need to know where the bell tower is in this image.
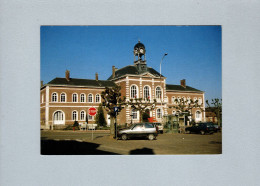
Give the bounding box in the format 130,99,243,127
133,40,147,72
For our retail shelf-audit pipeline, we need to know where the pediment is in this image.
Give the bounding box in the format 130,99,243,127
140,72,157,78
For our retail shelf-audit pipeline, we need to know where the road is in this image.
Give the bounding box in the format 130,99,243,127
41,130,222,155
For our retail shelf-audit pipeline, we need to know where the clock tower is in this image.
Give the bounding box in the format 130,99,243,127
133,40,147,72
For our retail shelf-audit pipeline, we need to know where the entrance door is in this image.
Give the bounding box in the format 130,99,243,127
53,111,65,125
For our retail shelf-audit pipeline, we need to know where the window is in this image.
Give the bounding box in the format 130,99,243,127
95,94,100,103
155,87,162,99
187,97,191,104
172,110,176,115
54,111,63,121
72,111,78,121
72,93,78,102
60,93,66,102
80,111,85,120
198,97,202,105
172,96,175,104
145,123,154,128
41,94,44,103
182,96,186,104
52,93,57,102
196,111,201,119
130,85,138,99
194,97,197,103
88,94,93,102
143,86,150,100
80,94,85,102
157,108,162,119
88,114,93,120
132,109,137,119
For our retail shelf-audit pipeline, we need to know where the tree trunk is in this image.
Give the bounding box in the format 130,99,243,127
110,117,115,138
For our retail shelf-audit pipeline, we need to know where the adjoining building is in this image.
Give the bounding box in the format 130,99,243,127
40,41,205,130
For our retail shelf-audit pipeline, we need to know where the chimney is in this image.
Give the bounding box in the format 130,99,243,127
95,72,98,81
180,79,186,88
41,81,43,87
65,70,70,81
112,66,116,78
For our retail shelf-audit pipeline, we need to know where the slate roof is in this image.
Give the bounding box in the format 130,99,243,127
166,84,203,92
107,65,163,80
46,78,116,87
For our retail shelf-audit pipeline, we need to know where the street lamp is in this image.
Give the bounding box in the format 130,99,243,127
159,53,168,122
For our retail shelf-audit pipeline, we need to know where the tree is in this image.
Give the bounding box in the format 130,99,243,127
126,98,157,123
206,98,222,127
169,98,204,123
101,85,126,137
95,104,107,127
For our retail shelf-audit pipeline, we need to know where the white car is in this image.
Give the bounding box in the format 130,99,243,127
153,122,164,134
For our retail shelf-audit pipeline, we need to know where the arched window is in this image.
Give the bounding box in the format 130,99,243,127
95,94,100,103
196,111,201,119
60,93,66,102
80,111,85,120
172,96,175,104
194,97,197,103
172,110,176,115
88,94,93,103
155,87,162,99
80,94,85,102
157,108,162,119
52,93,57,102
182,96,186,104
143,86,150,100
177,96,181,103
53,111,65,125
132,109,138,119
130,85,138,99
72,111,78,121
72,93,78,102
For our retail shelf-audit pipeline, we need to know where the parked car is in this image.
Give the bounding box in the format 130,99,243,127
118,123,158,140
213,124,221,132
153,122,164,134
185,122,215,135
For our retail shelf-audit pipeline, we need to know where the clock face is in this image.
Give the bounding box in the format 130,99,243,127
140,49,144,53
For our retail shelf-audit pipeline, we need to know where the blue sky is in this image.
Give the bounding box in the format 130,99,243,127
41,26,221,102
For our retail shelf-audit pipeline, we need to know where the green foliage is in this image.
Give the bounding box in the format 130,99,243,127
206,98,222,126
101,85,126,118
95,104,107,127
126,98,157,122
73,120,79,127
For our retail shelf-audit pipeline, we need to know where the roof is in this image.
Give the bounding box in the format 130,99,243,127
107,65,163,80
134,41,145,49
46,78,116,88
166,84,203,92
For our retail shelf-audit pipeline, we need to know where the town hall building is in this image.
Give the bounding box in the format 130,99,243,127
40,41,205,130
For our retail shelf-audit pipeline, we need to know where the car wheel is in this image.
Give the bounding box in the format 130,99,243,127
186,130,191,134
200,130,205,135
121,134,128,140
148,134,155,140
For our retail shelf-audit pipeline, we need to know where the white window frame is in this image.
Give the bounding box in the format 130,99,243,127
72,93,78,102
131,109,139,120
130,85,138,99
88,93,93,103
80,110,85,121
143,85,151,100
60,93,66,102
80,94,85,103
155,86,162,100
72,110,78,121
187,97,191,104
196,110,202,121
95,94,101,103
172,96,175,104
52,92,58,102
198,97,202,105
156,108,162,119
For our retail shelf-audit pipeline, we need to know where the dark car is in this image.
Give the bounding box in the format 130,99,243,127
118,123,158,140
185,122,215,135
213,124,221,132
